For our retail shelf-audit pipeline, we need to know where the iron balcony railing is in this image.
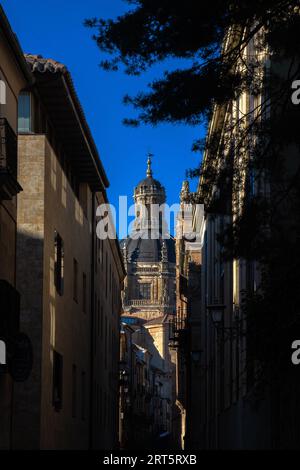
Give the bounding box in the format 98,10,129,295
124,299,159,307
0,118,22,200
168,308,188,349
0,118,18,178
124,299,176,308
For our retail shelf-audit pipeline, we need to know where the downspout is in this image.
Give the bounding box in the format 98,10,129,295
89,193,95,449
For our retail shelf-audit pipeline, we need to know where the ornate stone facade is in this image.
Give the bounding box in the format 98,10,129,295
121,156,176,322
119,158,177,445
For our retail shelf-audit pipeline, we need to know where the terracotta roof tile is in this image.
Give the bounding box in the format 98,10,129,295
25,54,67,74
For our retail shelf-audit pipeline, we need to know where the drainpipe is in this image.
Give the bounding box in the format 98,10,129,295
89,193,95,449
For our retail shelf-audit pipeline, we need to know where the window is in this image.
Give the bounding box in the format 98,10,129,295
79,183,88,218
100,387,103,424
54,231,64,295
139,283,151,300
52,350,63,412
73,258,78,302
94,382,98,424
104,392,107,426
105,252,108,298
81,371,86,420
18,92,32,133
159,212,163,233
95,235,98,274
100,239,103,266
94,294,97,356
72,364,77,418
105,317,108,369
97,239,101,267
97,383,100,424
110,264,112,293
100,305,103,339
97,300,100,337
82,273,87,313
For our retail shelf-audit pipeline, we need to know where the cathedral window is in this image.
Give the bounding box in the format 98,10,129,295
138,283,151,300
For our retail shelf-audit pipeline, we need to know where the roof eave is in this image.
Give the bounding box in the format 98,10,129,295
0,6,33,85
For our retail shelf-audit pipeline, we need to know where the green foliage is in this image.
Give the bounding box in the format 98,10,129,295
86,2,300,379
85,0,298,130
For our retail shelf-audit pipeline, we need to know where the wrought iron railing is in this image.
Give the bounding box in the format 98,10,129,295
124,299,160,307
134,267,159,273
124,299,176,308
0,118,18,179
168,308,188,349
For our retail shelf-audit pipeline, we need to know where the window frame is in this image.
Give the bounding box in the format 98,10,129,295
54,231,64,296
82,272,87,314
138,282,151,300
72,364,77,418
18,91,33,133
73,258,78,303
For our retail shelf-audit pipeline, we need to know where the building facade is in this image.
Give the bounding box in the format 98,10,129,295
191,24,300,449
11,53,125,449
172,181,203,450
119,321,134,448
188,30,272,450
0,6,33,450
119,316,174,449
92,192,125,449
121,157,176,321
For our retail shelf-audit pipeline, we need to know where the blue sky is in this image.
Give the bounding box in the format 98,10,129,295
1,0,204,237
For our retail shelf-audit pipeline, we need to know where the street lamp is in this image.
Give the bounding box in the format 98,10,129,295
207,303,245,340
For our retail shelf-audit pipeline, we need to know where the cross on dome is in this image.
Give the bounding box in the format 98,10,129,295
146,152,153,177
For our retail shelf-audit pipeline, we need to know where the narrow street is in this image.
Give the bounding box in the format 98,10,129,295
1,0,300,454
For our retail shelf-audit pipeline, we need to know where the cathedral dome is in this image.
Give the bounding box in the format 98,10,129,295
121,154,175,265
134,154,166,203
120,236,176,264
135,176,163,191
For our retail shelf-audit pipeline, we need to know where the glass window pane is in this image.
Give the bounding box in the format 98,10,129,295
139,283,151,300
18,92,31,132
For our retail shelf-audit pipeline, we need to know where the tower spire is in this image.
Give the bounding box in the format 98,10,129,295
146,152,153,177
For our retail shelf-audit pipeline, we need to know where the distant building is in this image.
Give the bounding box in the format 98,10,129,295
119,316,173,449
121,156,176,321
172,181,203,450
119,158,176,446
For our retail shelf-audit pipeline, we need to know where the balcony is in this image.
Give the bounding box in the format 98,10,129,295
124,299,161,307
168,312,188,349
134,267,159,274
124,299,176,309
0,118,22,200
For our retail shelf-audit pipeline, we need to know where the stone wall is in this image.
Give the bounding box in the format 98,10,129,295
14,134,45,449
